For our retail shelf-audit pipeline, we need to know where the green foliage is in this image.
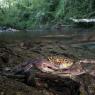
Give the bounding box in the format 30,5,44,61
0,0,95,29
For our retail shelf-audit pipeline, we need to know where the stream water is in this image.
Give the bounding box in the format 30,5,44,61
0,27,95,95
0,27,95,49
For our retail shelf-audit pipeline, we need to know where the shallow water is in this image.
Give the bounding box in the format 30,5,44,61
0,27,95,95
0,27,95,57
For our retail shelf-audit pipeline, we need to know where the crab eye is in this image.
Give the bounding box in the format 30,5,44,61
64,59,68,63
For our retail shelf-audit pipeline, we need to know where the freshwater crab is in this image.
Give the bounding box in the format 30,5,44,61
1,55,95,90
3,55,95,78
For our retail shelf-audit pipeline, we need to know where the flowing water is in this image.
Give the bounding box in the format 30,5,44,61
0,27,95,58
0,27,95,95
0,27,95,51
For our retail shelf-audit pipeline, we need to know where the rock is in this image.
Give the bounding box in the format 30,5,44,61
78,74,95,95
26,72,80,95
0,26,19,33
0,76,34,95
6,28,19,32
0,75,55,95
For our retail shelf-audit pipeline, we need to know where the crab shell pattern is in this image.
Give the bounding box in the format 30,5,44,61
47,56,74,69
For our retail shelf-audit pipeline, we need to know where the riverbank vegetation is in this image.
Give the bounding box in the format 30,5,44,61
0,0,95,29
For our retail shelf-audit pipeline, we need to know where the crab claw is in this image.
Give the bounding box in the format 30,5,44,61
36,60,58,73
45,63,58,70
79,59,95,64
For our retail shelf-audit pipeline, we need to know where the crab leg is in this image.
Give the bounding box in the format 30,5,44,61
89,70,95,76
79,59,95,64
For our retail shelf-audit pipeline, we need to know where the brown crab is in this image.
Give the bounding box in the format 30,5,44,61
1,55,95,80
5,56,94,78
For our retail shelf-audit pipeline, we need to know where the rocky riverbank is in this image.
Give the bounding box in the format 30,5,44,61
0,26,19,32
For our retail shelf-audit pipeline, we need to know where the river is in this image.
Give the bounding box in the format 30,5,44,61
0,26,95,95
